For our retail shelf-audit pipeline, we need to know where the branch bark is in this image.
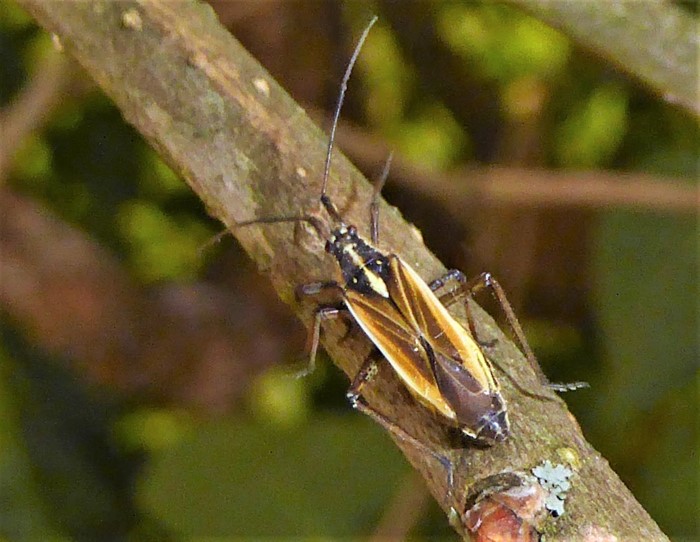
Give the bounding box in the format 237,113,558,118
16,1,668,539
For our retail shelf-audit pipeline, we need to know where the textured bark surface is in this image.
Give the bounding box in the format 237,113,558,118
16,1,669,539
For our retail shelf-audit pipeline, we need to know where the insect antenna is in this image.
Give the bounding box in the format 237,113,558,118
228,16,377,240
370,151,393,244
319,15,378,223
201,212,327,259
233,214,325,238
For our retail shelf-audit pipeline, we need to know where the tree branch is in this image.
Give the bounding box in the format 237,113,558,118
323,111,698,215
511,0,699,118
16,1,668,539
0,44,71,181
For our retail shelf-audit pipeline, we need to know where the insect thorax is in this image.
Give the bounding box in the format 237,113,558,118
326,225,391,298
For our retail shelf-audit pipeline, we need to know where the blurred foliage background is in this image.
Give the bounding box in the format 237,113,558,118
0,1,697,540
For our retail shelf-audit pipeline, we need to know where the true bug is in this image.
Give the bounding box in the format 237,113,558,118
234,16,576,486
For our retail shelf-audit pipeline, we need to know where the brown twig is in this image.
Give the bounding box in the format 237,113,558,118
15,1,669,539
0,45,70,181
370,471,432,541
323,113,698,215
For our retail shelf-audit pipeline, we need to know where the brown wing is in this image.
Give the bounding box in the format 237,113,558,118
386,255,499,394
344,289,459,422
382,256,507,437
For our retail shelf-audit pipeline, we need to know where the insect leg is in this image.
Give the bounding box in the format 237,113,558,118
429,269,497,347
464,272,550,385
463,272,588,391
429,269,474,311
296,280,344,299
431,271,587,391
295,305,347,378
429,268,466,293
431,270,548,383
293,281,348,377
347,354,456,503
296,281,363,346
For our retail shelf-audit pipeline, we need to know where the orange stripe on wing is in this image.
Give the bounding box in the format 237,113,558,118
345,290,458,423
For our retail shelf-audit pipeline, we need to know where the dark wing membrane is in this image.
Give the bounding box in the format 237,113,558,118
386,255,499,394
428,345,505,433
344,290,459,422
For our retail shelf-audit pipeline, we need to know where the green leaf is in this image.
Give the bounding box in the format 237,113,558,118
554,83,629,167
139,416,411,536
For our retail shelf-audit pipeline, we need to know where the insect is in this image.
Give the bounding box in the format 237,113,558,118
234,16,576,490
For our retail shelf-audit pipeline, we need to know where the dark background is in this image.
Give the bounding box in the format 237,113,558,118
1,1,697,539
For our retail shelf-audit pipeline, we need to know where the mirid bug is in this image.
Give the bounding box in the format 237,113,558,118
233,16,575,490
